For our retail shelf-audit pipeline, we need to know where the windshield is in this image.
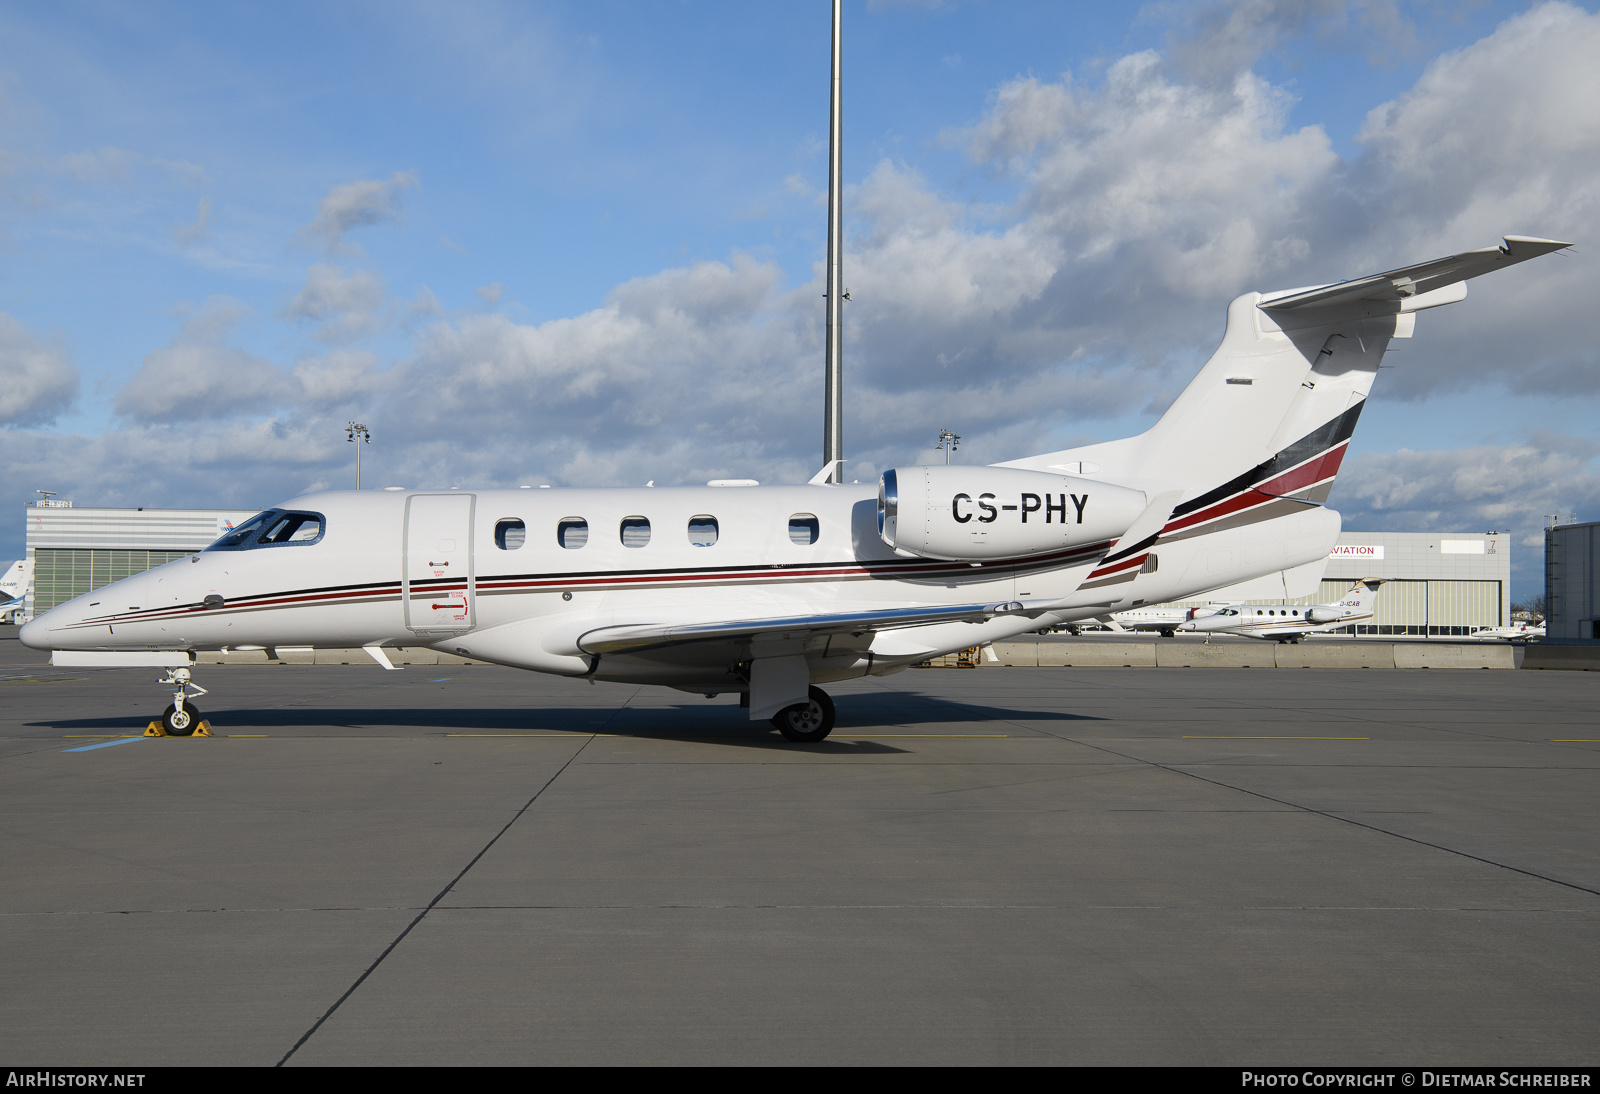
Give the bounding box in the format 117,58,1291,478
205,509,326,551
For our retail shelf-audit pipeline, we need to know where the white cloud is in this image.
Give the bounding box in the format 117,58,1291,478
0,314,78,427
1331,435,1600,584
1159,0,1415,83
293,349,386,407
284,264,385,342
113,298,294,423
475,282,504,307
297,171,418,252
173,195,212,246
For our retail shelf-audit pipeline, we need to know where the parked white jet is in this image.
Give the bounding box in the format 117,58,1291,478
0,559,29,624
1179,579,1384,642
21,236,1568,739
1103,604,1221,637
1476,621,1545,640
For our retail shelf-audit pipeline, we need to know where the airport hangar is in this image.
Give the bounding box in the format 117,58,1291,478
1159,531,1513,637
18,501,1512,636
1545,518,1599,643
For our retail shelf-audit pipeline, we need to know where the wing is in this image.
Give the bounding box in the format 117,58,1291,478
1258,236,1570,313
574,600,1030,656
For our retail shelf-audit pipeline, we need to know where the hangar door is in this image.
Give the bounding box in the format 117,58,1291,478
1313,578,1501,634
404,493,476,635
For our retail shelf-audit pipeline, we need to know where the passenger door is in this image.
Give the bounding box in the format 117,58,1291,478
403,493,476,635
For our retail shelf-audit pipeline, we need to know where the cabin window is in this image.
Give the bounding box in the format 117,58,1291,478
557,518,589,549
495,519,526,550
621,516,651,548
688,515,719,547
788,513,819,545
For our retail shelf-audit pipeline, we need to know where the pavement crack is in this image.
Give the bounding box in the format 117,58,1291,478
1046,731,1600,901
275,731,600,1066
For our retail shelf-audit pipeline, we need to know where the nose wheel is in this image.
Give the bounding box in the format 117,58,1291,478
160,701,204,737
770,686,836,743
155,666,208,737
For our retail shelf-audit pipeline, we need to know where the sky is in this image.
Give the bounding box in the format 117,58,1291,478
1,0,1596,600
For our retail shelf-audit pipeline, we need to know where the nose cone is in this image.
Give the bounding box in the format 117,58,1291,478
18,613,51,650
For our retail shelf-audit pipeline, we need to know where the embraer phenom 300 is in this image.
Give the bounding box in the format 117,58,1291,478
22,237,1568,740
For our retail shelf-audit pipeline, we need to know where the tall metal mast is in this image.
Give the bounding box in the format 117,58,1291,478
822,0,844,483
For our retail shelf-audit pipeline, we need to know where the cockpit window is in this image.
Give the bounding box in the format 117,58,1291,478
205,509,326,551
208,511,275,549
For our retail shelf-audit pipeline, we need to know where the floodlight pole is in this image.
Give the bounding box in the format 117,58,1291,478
346,422,371,489
938,429,960,464
822,0,844,483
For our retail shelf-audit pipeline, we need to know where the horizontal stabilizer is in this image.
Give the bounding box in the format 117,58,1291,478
1259,236,1570,313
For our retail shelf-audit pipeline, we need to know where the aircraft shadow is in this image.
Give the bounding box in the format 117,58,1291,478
28,693,1097,749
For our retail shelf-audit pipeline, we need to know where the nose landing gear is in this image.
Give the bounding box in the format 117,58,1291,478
152,665,209,737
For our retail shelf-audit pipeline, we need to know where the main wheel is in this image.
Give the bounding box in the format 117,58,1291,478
770,686,835,743
161,703,201,737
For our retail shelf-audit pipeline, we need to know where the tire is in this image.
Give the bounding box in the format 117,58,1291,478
770,686,835,743
161,703,200,737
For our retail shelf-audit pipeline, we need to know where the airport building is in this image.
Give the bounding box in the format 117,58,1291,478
1176,530,1513,636
21,500,260,618
1544,519,1599,643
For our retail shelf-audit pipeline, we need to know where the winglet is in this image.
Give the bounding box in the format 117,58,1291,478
808,460,844,485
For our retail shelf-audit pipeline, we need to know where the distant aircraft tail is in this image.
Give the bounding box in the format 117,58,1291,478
1335,578,1384,617
0,559,28,602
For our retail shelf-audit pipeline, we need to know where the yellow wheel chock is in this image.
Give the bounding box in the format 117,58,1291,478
144,720,213,737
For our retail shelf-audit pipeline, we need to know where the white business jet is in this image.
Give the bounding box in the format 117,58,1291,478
21,236,1568,739
1476,621,1545,641
1178,578,1384,642
1102,603,1222,637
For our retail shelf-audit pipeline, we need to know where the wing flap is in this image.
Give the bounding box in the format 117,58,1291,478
1258,236,1570,313
576,601,1028,656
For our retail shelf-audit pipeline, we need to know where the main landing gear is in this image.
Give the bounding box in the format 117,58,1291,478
770,686,836,744
155,665,208,737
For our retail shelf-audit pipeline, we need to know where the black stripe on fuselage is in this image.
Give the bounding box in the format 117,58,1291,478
68,542,1114,628
1170,400,1364,520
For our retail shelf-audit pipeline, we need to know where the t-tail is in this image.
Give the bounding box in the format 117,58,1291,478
1335,578,1384,618
996,235,1570,607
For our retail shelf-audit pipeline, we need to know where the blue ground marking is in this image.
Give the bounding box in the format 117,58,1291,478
432,678,451,683
62,737,147,753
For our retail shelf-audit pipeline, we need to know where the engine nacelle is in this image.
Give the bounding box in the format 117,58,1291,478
878,466,1148,562
1306,606,1344,624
